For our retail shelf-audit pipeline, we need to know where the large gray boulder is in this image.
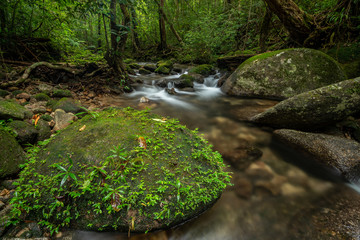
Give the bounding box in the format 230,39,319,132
274,129,360,183
0,129,26,179
221,48,346,99
250,77,360,130
12,108,230,233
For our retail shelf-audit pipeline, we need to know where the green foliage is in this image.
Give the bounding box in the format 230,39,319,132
8,108,232,233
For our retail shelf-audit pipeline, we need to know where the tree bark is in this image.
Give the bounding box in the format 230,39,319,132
259,8,273,52
97,13,101,50
130,5,141,52
158,0,167,51
154,0,184,45
262,0,314,45
106,0,130,78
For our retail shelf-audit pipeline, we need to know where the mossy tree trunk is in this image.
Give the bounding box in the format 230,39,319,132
262,0,315,46
105,0,130,79
158,0,167,51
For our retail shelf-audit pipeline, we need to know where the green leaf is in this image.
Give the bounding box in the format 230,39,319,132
60,175,68,187
55,164,67,172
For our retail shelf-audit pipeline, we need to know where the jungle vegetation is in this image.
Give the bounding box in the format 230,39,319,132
0,0,359,79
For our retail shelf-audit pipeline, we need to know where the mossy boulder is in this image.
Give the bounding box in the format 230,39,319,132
0,99,33,120
139,68,152,75
274,129,360,183
13,108,230,233
250,77,360,130
154,65,171,75
189,64,216,77
34,93,51,101
144,64,157,72
221,48,347,100
8,120,39,146
53,97,83,114
0,128,26,179
52,89,72,98
128,63,141,69
180,73,204,84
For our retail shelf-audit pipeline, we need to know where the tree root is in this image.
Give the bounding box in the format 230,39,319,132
0,61,82,88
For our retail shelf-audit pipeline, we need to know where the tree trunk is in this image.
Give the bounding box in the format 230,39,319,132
158,0,167,51
97,13,101,50
262,0,314,45
154,0,183,44
106,0,129,78
259,8,273,52
130,6,141,52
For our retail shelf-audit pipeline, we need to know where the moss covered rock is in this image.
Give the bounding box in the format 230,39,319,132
12,108,230,233
53,97,83,114
250,77,360,130
0,128,26,179
34,93,51,101
8,120,39,146
0,99,33,120
180,73,204,84
189,64,215,77
52,89,72,98
221,48,347,100
274,129,360,183
154,65,171,75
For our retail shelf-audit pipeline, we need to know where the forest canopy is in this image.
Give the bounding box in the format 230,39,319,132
0,0,359,65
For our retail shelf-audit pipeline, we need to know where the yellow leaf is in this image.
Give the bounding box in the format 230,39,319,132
138,137,147,149
79,125,86,132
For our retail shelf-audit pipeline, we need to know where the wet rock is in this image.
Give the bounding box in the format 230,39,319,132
180,73,204,84
251,77,360,130
14,108,230,232
0,99,33,120
8,120,39,146
139,96,150,103
221,48,346,99
222,145,262,171
233,176,253,199
0,129,26,179
245,161,275,181
0,89,10,98
53,109,78,131
165,88,176,95
128,63,141,69
0,205,12,238
139,68,152,75
189,64,216,77
287,186,360,239
144,64,157,72
274,129,360,183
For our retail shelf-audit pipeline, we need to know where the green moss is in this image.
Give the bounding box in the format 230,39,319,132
0,89,10,97
189,64,215,76
52,89,72,98
124,58,136,64
10,108,231,233
154,65,171,75
34,93,51,101
128,63,141,69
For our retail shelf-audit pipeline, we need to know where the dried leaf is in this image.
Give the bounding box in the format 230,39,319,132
0,189,9,196
34,116,41,126
138,137,147,149
111,193,122,212
152,118,166,123
79,125,86,132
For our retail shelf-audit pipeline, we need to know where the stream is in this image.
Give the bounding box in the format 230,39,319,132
72,64,356,240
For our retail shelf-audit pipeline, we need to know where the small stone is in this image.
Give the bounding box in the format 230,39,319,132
53,109,78,131
15,92,31,101
234,177,253,199
281,183,306,196
140,97,150,103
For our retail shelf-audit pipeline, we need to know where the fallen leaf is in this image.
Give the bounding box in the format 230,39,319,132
79,125,86,132
0,189,9,196
34,116,41,126
152,118,166,123
111,193,122,212
138,137,147,149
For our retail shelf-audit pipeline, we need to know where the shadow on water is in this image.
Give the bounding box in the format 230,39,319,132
78,64,358,240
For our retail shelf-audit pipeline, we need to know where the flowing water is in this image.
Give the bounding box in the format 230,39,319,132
72,65,356,240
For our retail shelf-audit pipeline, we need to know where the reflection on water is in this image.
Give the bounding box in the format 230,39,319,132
79,65,353,240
